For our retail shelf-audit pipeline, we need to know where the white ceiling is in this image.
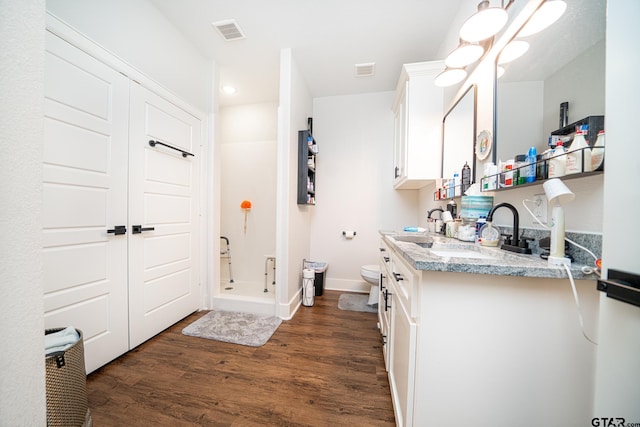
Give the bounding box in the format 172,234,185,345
149,0,470,106
149,0,606,107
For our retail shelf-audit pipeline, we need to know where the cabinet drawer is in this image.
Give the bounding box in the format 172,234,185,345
389,253,414,307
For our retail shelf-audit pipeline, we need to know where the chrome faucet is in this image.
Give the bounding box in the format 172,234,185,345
486,202,532,254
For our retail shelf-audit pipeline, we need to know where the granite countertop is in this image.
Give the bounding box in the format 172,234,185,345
382,232,595,280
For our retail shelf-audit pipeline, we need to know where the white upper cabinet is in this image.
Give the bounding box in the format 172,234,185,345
392,61,445,189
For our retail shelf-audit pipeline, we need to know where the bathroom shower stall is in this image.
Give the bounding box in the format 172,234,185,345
218,102,278,304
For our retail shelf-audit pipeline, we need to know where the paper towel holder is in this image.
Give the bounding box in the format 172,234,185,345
342,231,357,238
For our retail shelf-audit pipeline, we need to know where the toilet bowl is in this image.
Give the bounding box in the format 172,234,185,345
360,264,380,305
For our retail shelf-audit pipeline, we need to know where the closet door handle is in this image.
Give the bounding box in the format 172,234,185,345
132,225,155,234
107,225,127,235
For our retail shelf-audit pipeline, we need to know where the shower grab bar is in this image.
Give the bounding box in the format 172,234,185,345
148,139,194,158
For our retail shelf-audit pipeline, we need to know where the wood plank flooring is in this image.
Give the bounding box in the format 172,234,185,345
86,291,396,426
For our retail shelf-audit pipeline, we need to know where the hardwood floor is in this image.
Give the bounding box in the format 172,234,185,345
86,291,396,426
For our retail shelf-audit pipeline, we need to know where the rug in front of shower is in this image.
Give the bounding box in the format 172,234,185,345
338,293,377,313
182,310,282,347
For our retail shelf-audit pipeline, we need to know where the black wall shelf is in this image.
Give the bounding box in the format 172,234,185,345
297,129,317,205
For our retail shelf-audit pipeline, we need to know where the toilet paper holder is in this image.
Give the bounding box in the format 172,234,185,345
342,231,357,238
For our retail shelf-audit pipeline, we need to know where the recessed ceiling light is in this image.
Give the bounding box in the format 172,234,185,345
222,85,237,95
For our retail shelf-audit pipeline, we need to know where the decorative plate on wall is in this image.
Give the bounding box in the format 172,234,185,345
475,130,492,160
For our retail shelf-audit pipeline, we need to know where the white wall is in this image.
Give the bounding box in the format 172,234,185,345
276,48,314,317
219,103,278,284
498,80,544,157
594,0,640,419
0,0,46,424
311,92,419,291
46,0,209,112
543,40,605,137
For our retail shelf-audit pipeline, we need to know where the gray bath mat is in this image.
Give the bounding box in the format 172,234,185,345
182,310,282,347
338,293,377,313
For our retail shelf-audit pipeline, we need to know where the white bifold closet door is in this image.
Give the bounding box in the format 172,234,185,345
127,83,201,349
43,31,201,372
43,32,130,373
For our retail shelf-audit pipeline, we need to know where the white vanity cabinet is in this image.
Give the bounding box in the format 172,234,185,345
392,61,445,190
378,243,392,370
378,239,419,427
378,236,599,427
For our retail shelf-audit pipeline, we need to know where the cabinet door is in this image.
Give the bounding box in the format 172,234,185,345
388,291,417,427
392,61,445,189
43,32,130,373
128,83,201,348
393,86,407,183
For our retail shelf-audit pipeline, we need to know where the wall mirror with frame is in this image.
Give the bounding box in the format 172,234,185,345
442,84,476,186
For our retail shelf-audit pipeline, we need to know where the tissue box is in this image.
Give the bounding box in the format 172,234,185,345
460,196,493,220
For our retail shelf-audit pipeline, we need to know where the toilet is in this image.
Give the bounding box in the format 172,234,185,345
360,264,380,305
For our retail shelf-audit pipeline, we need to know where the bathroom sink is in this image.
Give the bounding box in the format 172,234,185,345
427,248,497,260
392,234,433,247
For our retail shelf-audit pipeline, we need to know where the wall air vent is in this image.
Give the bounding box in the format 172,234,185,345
212,19,246,41
354,62,376,77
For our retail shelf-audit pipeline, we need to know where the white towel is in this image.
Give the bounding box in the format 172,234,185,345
45,327,80,355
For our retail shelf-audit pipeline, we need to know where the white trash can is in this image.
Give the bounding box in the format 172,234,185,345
302,268,315,306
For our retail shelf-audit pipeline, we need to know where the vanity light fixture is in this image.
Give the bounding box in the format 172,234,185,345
459,1,509,42
434,67,467,87
445,40,485,68
518,0,567,37
497,40,530,64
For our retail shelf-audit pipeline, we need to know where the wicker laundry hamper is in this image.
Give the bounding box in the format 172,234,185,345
45,328,92,427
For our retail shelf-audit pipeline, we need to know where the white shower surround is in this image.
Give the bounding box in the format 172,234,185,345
219,102,278,294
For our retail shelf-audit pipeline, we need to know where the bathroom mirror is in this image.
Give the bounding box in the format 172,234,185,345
442,84,476,183
494,0,606,161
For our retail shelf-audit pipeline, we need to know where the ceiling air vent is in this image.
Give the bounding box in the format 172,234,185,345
354,62,376,77
212,19,246,41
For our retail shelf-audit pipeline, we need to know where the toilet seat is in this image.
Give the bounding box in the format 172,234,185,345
360,264,380,282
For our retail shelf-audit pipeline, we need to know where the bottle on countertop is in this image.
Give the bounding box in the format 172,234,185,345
525,146,537,183
566,126,591,174
502,159,514,187
591,130,605,171
483,162,498,191
548,140,566,178
536,154,547,180
461,161,471,194
514,155,527,185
